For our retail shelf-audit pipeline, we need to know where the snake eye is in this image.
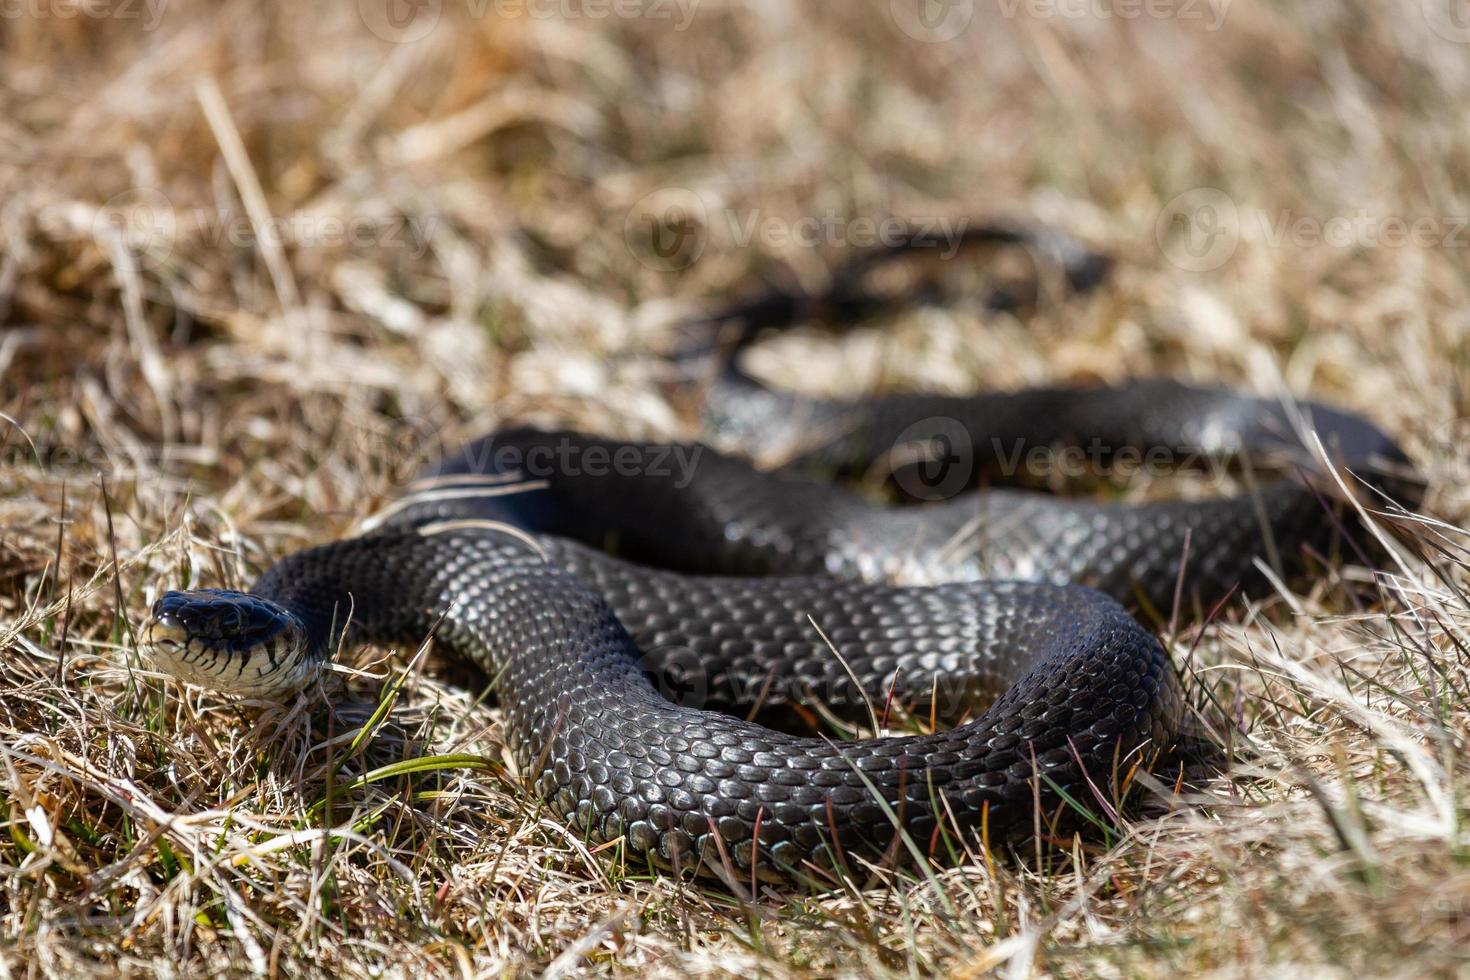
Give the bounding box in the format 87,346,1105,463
143,589,312,695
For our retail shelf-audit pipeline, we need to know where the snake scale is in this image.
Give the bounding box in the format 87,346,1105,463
142,226,1412,885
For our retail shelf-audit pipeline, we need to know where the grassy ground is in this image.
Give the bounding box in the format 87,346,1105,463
3,0,1470,975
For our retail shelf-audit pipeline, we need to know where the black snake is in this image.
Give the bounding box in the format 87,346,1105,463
142,226,1412,885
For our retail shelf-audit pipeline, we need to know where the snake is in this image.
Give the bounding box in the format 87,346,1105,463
140,225,1412,885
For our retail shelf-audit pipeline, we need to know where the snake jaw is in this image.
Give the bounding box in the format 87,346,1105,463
142,590,315,697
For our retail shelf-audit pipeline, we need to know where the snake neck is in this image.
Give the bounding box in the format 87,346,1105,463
249,528,485,659
249,527,639,736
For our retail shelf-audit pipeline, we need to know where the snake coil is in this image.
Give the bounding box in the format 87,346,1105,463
143,226,1412,884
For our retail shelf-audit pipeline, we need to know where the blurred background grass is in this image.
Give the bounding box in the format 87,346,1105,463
2,0,1469,975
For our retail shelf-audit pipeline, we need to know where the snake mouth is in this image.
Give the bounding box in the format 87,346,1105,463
142,589,313,697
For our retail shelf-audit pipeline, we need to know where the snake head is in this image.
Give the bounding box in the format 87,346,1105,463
142,590,314,697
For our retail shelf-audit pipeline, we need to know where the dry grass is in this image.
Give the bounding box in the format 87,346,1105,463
3,0,1470,975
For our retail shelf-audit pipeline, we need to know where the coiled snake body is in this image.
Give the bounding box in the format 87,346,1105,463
143,232,1411,885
